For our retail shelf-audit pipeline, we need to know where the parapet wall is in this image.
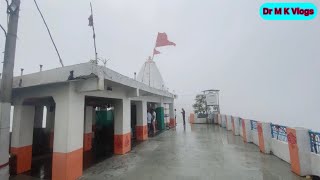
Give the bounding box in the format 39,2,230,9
215,114,320,178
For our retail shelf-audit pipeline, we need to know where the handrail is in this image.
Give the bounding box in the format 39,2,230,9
271,124,287,142
309,131,320,154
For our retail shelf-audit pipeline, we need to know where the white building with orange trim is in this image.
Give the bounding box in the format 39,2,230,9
0,62,176,180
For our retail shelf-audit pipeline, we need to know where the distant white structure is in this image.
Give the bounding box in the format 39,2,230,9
137,58,166,90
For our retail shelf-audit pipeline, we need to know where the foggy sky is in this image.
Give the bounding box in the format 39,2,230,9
0,0,319,131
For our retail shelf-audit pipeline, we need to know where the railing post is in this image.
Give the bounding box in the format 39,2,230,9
257,122,272,154
243,119,252,143
286,127,312,176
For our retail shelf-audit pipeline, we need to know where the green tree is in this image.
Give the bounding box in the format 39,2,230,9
192,94,206,114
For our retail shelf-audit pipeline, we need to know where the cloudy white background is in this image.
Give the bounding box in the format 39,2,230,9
0,0,319,131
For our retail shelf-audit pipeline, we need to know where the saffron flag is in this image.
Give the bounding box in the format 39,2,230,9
88,15,93,26
153,48,161,55
156,32,176,47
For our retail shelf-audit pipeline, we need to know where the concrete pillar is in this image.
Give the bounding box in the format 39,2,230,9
169,103,175,128
257,122,272,154
46,106,55,149
84,106,93,152
0,103,10,179
114,99,131,155
189,113,195,124
34,106,44,128
287,127,312,176
10,105,35,174
135,101,148,141
52,86,85,180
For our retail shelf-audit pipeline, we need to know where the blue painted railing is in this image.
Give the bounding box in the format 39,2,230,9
271,124,288,142
309,131,320,154
250,120,257,131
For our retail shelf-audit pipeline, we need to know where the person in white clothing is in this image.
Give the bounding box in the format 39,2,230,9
147,110,152,135
152,110,157,134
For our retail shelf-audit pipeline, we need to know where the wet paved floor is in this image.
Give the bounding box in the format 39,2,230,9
80,124,304,180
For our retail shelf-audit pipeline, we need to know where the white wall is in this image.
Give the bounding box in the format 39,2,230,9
252,131,259,146
311,153,320,177
226,115,232,131
270,139,290,164
234,117,240,136
244,119,253,143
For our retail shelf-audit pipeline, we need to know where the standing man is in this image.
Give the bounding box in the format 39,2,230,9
147,110,152,136
181,108,186,126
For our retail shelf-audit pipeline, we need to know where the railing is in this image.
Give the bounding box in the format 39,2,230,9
250,120,257,131
271,124,288,142
309,131,320,154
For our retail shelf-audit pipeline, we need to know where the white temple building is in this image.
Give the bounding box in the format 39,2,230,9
137,58,166,90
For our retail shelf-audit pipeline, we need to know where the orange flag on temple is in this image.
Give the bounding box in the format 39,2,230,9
153,48,160,55
156,32,176,47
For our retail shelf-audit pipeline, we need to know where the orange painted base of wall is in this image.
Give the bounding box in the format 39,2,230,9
52,148,83,180
287,128,300,175
10,145,32,174
136,125,148,141
169,118,176,127
257,122,265,153
189,114,195,124
114,133,131,155
83,133,93,151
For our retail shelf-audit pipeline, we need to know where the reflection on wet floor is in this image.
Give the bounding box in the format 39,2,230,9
10,124,306,180
81,124,305,180
24,154,52,179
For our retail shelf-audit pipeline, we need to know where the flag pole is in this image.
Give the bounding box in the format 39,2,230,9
90,2,98,64
149,33,157,86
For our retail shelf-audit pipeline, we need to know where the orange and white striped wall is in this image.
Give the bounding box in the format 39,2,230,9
257,122,271,154
286,127,312,176
220,114,320,177
135,101,148,141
